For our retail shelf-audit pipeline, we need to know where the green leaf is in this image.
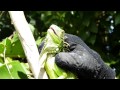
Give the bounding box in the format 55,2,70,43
36,37,44,46
89,22,98,33
115,13,120,26
7,32,25,58
2,38,12,54
29,24,35,34
0,33,25,58
0,57,3,63
11,32,19,43
20,63,33,79
0,61,28,79
10,40,25,58
79,26,90,41
0,44,4,53
82,17,90,27
87,35,96,45
0,57,4,67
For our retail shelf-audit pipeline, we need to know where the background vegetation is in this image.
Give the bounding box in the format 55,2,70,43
0,11,120,79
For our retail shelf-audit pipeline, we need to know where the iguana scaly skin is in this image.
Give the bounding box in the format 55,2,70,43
38,24,77,79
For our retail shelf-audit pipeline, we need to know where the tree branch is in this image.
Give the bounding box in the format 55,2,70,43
9,11,40,79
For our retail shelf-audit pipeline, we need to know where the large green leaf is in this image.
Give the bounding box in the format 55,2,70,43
0,60,28,79
10,40,25,58
0,35,25,58
7,32,25,58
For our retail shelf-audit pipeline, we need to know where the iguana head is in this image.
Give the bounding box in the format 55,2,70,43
46,24,65,47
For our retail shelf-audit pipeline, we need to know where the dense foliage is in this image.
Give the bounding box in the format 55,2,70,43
0,11,120,79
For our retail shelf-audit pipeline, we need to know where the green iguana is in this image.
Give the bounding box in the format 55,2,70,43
38,24,77,79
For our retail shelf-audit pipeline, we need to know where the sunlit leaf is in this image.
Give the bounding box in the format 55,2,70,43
0,61,28,79
36,37,44,46
10,40,25,58
20,62,33,79
0,57,4,66
29,24,35,34
0,44,4,53
2,38,11,54
8,32,25,58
